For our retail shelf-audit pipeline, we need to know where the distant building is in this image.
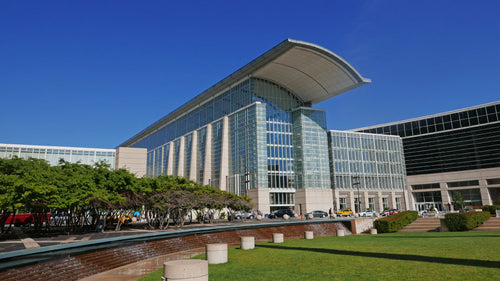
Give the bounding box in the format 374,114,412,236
0,143,146,177
354,101,500,210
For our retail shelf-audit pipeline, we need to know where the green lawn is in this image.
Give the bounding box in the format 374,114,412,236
139,231,500,281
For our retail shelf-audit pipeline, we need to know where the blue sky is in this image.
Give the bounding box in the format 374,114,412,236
1,1,499,148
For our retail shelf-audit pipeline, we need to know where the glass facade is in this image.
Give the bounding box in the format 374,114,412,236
0,144,115,168
356,102,500,175
130,77,336,211
328,131,406,191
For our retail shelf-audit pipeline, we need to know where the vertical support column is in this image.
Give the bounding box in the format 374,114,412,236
166,141,174,175
391,191,396,210
190,130,198,181
349,190,355,211
439,182,450,210
363,191,369,210
177,136,185,177
203,123,213,186
219,116,230,191
333,190,340,210
378,191,383,213
479,179,492,205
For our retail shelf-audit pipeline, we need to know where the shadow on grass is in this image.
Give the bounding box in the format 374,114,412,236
258,244,500,269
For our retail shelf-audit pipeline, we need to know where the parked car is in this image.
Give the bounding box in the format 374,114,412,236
381,209,400,217
268,209,295,219
305,210,328,218
233,211,255,219
0,213,51,227
359,209,376,217
336,208,353,217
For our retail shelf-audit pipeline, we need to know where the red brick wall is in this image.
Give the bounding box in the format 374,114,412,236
0,222,346,281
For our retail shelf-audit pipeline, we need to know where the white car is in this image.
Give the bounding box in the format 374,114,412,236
359,210,376,217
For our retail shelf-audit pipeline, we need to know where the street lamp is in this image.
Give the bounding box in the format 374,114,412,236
352,176,361,213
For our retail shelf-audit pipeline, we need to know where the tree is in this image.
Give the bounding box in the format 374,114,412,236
452,191,465,211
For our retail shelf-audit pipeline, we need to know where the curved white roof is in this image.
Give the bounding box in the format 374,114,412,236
253,39,370,104
119,39,370,147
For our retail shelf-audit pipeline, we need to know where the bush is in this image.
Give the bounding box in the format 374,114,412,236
374,211,418,233
482,205,498,215
445,211,491,231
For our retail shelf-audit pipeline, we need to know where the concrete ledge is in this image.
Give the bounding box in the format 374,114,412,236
164,260,208,281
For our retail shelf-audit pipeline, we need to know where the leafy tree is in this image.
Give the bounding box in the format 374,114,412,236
452,191,465,211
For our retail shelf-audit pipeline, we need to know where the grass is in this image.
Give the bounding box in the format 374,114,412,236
139,231,500,281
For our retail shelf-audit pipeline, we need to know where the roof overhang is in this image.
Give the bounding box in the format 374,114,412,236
118,39,370,148
253,39,371,104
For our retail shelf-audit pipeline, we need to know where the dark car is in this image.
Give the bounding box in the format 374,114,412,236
268,209,295,219
305,210,328,218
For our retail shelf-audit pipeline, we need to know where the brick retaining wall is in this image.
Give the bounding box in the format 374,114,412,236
0,221,346,281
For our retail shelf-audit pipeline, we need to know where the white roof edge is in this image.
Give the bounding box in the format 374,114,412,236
350,100,500,132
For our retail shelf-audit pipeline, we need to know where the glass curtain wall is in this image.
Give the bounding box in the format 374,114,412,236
328,131,406,191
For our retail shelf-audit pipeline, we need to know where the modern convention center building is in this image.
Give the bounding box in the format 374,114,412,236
117,39,403,214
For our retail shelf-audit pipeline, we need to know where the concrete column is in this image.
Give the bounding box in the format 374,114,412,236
440,182,451,210
240,236,255,250
203,124,212,186
378,191,383,213
190,131,198,181
479,179,492,205
163,260,208,281
391,191,396,210
349,190,355,211
166,142,174,175
333,189,340,210
177,136,185,177
206,243,228,264
272,233,284,243
219,116,230,191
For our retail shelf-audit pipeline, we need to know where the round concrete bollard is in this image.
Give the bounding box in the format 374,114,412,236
374,213,380,217
283,214,290,220
336,229,345,237
354,213,359,218
304,231,314,239
256,214,262,220
205,243,228,264
331,213,337,219
241,236,255,250
273,233,284,243
163,260,208,281
307,213,313,219
370,228,378,235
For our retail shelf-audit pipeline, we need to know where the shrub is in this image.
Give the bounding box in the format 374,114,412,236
374,211,418,233
482,205,498,215
445,211,491,231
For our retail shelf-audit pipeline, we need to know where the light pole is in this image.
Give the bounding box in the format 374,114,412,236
352,176,361,213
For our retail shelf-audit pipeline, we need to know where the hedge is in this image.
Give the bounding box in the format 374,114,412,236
444,211,491,231
374,211,418,233
482,205,498,215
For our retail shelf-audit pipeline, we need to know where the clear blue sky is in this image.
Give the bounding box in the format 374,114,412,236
1,1,499,149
